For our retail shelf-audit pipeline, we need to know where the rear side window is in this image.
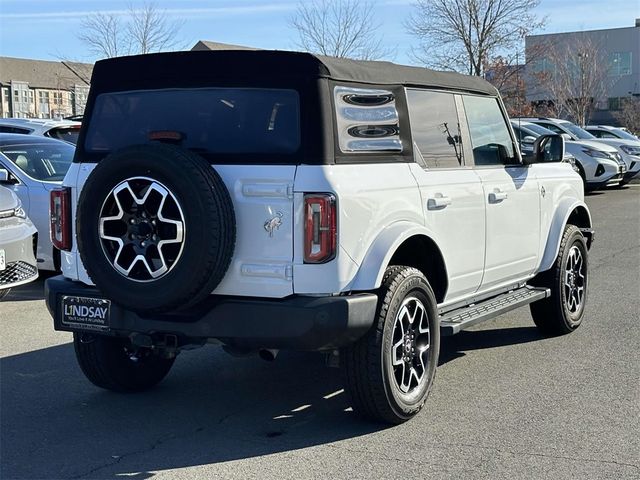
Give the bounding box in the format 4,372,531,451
0,126,31,134
85,88,300,155
406,89,464,169
462,95,515,166
47,127,80,144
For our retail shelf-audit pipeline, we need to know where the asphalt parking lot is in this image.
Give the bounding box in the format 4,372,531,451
1,186,639,480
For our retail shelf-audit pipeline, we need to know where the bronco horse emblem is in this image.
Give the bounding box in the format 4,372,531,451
264,212,284,237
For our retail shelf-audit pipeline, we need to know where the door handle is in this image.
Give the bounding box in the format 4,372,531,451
427,194,452,210
488,189,508,203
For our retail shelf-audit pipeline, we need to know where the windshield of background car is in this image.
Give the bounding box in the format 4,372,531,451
47,126,80,144
0,142,75,181
609,128,639,141
522,123,556,137
562,123,596,140
85,88,301,156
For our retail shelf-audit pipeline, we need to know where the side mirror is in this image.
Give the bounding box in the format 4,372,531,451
522,135,536,144
523,134,565,165
0,168,9,183
560,133,572,141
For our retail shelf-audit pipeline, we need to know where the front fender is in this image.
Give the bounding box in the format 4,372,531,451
349,221,441,291
538,198,592,272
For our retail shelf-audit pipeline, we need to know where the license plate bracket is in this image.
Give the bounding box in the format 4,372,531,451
61,296,111,331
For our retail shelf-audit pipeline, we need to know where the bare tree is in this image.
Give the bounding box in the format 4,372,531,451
535,35,610,125
127,2,184,55
406,0,544,76
290,0,391,60
76,2,183,59
78,12,126,59
614,97,640,134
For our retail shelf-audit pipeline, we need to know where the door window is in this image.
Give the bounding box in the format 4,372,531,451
462,95,515,166
406,90,464,169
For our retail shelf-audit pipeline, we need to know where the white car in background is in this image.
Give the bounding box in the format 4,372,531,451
584,125,640,181
0,118,81,145
511,120,624,190
518,118,636,184
585,125,639,141
0,134,75,271
0,184,38,300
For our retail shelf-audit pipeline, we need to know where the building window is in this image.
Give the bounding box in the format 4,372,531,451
610,52,632,76
13,90,19,102
608,97,622,111
2,88,9,104
53,92,63,105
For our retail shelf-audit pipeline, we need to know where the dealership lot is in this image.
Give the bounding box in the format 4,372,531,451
1,186,639,480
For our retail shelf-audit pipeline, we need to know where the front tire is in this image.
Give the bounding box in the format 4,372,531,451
342,266,440,424
530,225,588,335
73,334,176,392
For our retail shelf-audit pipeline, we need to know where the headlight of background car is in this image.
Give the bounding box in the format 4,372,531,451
14,199,27,219
582,147,611,159
620,145,640,156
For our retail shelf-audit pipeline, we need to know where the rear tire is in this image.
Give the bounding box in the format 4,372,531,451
530,225,588,336
342,266,440,424
73,334,175,392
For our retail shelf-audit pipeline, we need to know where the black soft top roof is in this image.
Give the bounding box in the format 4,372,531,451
91,50,497,96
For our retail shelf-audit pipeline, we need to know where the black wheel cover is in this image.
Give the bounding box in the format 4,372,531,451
77,144,235,313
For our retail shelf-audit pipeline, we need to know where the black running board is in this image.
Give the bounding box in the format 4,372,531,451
440,286,550,336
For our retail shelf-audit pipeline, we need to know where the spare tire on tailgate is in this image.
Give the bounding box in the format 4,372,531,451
77,144,235,313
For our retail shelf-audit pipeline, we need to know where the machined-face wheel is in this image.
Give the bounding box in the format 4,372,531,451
564,245,586,315
390,296,431,394
99,177,185,282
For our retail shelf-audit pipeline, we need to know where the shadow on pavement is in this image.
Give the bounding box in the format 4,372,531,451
439,326,544,365
0,343,381,479
0,324,546,479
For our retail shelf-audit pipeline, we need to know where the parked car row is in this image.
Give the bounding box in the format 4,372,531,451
511,117,640,191
0,182,39,299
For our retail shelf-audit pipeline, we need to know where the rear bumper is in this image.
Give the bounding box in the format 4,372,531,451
45,276,378,351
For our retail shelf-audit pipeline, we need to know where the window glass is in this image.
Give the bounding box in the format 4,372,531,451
0,142,75,181
462,95,514,166
523,123,556,136
85,88,300,156
562,123,595,140
406,89,464,168
537,122,563,134
610,52,632,76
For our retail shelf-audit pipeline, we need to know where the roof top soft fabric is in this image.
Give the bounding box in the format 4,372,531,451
92,50,497,96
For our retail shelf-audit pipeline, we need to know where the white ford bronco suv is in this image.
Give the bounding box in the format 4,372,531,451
46,51,593,424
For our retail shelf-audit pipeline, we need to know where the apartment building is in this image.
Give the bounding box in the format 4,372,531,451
0,57,93,119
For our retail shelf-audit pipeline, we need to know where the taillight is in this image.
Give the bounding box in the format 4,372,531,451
304,193,336,264
50,188,71,251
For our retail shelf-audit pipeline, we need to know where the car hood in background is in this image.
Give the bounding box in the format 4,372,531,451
0,185,19,211
567,139,619,153
588,138,640,149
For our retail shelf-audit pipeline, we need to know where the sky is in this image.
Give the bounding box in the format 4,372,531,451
0,0,638,65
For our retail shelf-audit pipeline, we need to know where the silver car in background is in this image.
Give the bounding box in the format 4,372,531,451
516,118,634,185
0,118,81,145
0,184,38,300
511,120,623,190
0,134,75,271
